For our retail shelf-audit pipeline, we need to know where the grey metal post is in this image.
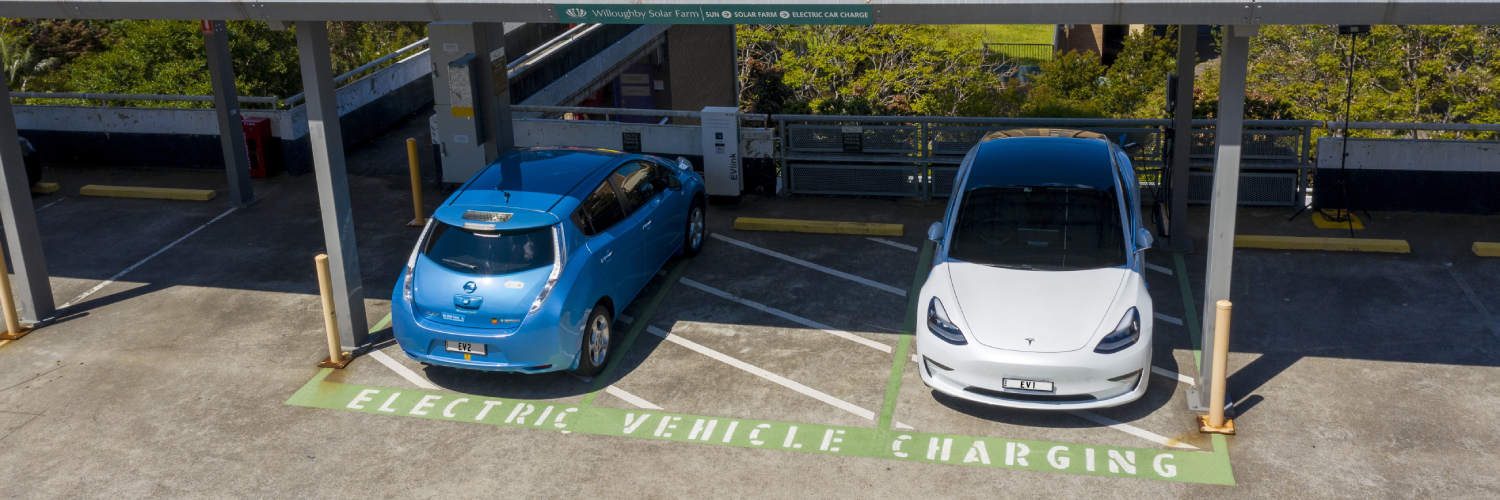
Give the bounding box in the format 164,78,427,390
0,86,54,324
1168,25,1196,251
203,20,257,207
474,22,514,160
1191,25,1254,414
296,21,369,349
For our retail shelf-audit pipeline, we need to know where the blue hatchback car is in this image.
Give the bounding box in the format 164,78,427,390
391,147,706,375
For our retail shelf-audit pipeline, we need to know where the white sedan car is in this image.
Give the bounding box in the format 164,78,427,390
918,129,1155,410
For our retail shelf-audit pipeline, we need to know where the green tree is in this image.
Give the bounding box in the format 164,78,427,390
1026,27,1178,118
62,20,300,107
737,25,1021,116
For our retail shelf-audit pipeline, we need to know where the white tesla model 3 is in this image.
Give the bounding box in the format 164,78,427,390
917,129,1155,410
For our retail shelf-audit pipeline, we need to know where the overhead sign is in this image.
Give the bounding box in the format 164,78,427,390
555,4,874,25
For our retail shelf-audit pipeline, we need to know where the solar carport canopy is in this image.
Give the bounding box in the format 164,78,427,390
2,0,1498,24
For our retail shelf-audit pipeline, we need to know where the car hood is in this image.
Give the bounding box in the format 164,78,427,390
946,261,1128,353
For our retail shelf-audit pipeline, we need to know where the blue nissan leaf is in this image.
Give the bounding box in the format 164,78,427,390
391,147,706,375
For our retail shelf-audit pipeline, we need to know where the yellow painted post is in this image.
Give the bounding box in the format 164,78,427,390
315,254,351,368
1199,299,1235,434
406,138,426,227
0,257,31,341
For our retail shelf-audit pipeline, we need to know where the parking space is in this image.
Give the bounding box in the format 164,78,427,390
4,151,1500,495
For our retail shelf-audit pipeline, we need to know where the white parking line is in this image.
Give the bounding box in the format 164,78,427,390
1153,312,1184,326
1151,366,1196,386
52,207,237,315
370,350,441,390
36,197,66,212
1144,262,1173,275
606,386,664,410
644,323,876,421
868,238,919,252
679,278,892,353
1065,410,1198,450
711,233,906,297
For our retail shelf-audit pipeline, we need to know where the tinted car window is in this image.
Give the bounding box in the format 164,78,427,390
613,161,658,212
949,186,1126,271
424,223,554,276
576,180,627,236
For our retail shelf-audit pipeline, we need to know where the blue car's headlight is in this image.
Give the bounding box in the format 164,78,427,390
1094,308,1140,354
926,297,967,345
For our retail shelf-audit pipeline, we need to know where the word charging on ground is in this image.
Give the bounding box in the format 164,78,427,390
286,376,1233,485
555,4,874,25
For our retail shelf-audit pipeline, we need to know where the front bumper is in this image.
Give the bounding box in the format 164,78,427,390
389,290,579,373
916,324,1152,410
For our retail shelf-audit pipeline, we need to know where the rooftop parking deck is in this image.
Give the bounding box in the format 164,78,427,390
1,120,1498,495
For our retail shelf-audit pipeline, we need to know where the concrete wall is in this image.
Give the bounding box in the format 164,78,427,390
662,25,737,125
1315,137,1500,214
17,48,435,176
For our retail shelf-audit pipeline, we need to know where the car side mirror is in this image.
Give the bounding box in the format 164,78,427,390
676,157,694,171
927,222,945,243
1135,227,1154,252
665,176,682,191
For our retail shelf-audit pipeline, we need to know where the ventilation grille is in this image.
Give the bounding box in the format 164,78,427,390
461,211,513,223
964,386,1097,402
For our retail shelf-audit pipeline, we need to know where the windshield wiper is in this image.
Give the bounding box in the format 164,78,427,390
442,258,478,271
983,262,1037,271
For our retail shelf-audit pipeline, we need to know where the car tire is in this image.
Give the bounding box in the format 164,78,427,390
574,304,613,376
682,198,706,257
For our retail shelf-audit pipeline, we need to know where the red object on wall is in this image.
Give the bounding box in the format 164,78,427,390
241,117,276,178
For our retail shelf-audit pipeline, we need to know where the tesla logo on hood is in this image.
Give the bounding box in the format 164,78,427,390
463,281,477,293
1026,338,1034,345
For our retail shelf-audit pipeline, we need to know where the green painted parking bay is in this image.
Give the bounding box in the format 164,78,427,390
286,218,1235,484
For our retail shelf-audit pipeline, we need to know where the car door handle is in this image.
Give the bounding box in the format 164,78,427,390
600,251,613,263
643,220,653,230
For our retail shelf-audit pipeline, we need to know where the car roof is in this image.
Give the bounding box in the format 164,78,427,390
434,147,625,229
964,135,1118,192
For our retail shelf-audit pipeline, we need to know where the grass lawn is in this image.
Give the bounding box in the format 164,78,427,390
951,25,1054,45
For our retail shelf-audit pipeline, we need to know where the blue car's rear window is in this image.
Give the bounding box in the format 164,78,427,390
423,223,554,276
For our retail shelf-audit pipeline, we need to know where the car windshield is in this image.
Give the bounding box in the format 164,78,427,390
949,186,1127,271
423,223,554,276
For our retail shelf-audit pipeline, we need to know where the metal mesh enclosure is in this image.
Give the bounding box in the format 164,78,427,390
788,164,921,197
1188,171,1299,206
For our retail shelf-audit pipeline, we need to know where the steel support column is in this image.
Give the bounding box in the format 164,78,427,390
1191,24,1254,413
296,21,368,349
1168,25,1195,252
475,22,515,156
203,20,257,207
0,86,53,325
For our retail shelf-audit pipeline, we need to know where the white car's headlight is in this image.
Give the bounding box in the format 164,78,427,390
926,297,967,345
1094,308,1140,354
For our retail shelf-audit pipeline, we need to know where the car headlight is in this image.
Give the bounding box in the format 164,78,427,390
926,297,967,345
403,220,435,303
1094,308,1140,354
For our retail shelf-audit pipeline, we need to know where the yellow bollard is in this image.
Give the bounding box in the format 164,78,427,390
406,138,426,227
0,257,32,341
1198,300,1236,434
315,254,352,368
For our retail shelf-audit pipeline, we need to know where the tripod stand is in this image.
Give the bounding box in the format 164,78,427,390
1288,26,1371,237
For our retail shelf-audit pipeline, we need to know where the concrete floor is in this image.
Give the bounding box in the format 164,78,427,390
0,133,1497,497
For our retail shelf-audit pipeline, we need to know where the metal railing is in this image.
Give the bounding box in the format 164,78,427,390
283,37,429,108
10,92,280,105
983,43,1054,63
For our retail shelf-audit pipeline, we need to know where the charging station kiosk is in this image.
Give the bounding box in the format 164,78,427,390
701,107,741,204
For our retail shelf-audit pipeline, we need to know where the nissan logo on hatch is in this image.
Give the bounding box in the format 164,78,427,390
463,281,477,293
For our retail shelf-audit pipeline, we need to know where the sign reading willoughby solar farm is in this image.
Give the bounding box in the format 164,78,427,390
555,4,874,24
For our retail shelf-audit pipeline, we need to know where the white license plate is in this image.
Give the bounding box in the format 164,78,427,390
1003,378,1054,392
445,341,486,355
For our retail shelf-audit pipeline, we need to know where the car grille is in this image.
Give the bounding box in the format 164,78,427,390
461,210,513,223
964,386,1097,402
